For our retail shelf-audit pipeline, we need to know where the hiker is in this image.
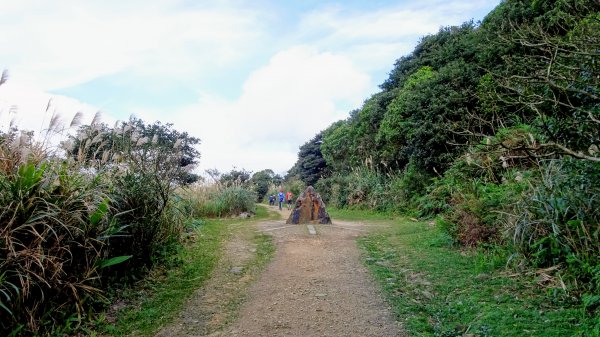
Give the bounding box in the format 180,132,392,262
285,191,294,210
268,195,274,206
278,191,284,210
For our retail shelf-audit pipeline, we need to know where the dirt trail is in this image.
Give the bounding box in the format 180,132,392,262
158,207,405,337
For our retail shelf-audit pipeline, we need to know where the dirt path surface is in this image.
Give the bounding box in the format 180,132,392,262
157,207,405,337
217,208,404,337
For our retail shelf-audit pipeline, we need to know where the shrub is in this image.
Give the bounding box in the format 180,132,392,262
105,172,184,276
511,158,600,302
423,132,534,245
178,185,256,218
0,113,199,334
315,164,431,213
0,143,117,335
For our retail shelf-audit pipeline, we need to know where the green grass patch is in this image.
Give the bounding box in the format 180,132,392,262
352,214,596,336
98,205,275,336
329,207,398,222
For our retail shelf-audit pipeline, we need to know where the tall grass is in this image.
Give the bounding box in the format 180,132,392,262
0,108,198,335
0,131,117,334
315,163,431,213
510,159,600,310
177,184,256,218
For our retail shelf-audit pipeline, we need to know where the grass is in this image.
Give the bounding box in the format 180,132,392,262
97,204,276,336
332,210,597,337
329,207,398,221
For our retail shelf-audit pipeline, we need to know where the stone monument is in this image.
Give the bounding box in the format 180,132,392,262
286,186,332,224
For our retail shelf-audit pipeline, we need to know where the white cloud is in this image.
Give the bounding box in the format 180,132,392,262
133,46,371,175
297,0,499,73
0,0,501,175
0,0,265,91
0,80,112,135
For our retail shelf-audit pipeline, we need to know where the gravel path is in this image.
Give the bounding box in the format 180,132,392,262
157,207,405,337
215,208,405,337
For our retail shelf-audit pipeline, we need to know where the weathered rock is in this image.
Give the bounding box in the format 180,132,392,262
286,186,332,224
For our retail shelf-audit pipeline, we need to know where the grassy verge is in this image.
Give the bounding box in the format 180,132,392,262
329,207,398,221
98,204,275,336
332,211,595,336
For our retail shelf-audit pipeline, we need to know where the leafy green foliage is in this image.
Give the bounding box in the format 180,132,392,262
250,169,280,202
351,214,595,336
178,185,257,218
512,159,600,299
291,0,600,322
287,132,329,187
219,168,252,187
68,117,200,185
0,108,201,335
0,144,115,335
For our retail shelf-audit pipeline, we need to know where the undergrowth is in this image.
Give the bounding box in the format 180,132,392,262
333,211,598,336
98,205,274,336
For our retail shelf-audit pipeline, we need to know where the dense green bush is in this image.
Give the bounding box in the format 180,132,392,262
179,185,256,218
0,110,199,335
316,165,431,213
511,159,600,304
0,139,117,335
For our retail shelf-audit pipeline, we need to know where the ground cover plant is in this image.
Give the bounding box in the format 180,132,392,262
329,210,598,336
98,205,276,336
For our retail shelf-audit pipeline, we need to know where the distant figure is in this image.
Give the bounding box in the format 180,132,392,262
285,191,294,210
278,191,284,210
268,195,274,206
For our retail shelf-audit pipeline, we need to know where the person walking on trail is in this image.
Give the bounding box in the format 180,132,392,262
278,191,284,210
285,191,294,210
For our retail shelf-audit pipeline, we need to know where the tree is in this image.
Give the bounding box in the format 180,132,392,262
289,132,329,187
220,168,252,187
251,169,276,202
67,116,201,184
484,2,600,161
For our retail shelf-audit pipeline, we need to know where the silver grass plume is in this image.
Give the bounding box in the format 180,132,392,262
101,150,111,164
91,111,102,126
136,137,149,146
70,112,84,128
20,147,30,163
45,98,53,113
48,112,62,133
0,69,8,86
90,133,104,144
93,140,109,159
61,139,74,152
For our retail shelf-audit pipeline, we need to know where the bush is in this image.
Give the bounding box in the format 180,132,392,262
315,164,431,213
423,133,533,245
178,185,256,218
106,172,185,276
511,158,600,303
0,114,198,335
0,144,117,335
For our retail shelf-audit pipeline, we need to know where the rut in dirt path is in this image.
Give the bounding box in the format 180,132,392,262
215,208,406,337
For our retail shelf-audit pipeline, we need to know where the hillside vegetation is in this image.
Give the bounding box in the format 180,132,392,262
0,108,257,335
288,0,600,328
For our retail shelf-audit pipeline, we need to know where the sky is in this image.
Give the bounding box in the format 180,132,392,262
0,0,500,176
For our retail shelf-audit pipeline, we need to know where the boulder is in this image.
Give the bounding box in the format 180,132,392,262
286,186,332,224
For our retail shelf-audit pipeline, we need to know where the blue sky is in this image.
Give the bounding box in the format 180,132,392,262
0,0,500,175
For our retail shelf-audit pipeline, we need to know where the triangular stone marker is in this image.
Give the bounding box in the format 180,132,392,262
286,186,332,224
